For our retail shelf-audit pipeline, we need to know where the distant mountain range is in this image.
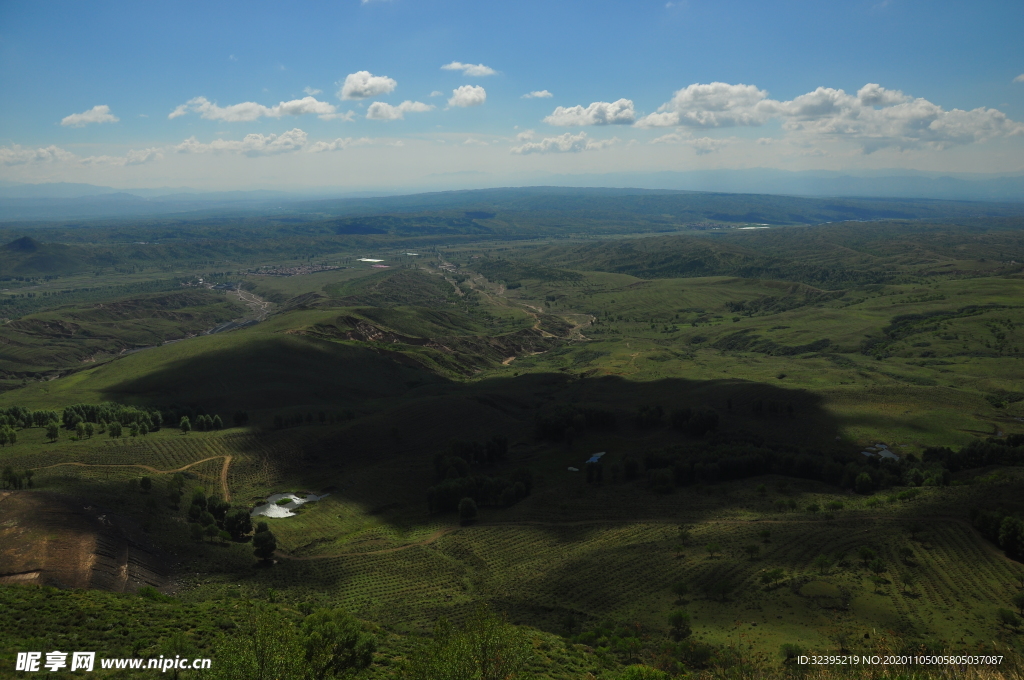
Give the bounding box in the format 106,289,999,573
0,168,1021,221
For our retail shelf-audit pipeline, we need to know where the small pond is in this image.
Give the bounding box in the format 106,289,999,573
250,492,329,518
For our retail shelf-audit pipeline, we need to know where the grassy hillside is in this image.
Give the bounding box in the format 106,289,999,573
2,199,1024,678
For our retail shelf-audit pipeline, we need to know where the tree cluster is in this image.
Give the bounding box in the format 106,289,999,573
533,404,616,442
972,509,1024,561
273,410,354,430
1,466,33,489
184,485,252,545
60,403,163,432
427,439,532,513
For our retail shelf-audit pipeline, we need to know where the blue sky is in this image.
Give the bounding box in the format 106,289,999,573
1,0,1022,190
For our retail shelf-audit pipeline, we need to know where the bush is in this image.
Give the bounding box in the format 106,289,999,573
458,497,478,524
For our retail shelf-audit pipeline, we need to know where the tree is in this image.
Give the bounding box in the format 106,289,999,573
84,422,94,438
212,415,223,430
899,546,915,564
709,579,733,601
671,581,689,603
743,545,760,560
46,421,59,442
23,469,33,488
406,605,531,680
780,643,803,663
139,422,149,436
814,554,832,575
180,416,191,434
108,421,122,438
204,524,219,542
1012,591,1024,617
857,546,877,567
761,568,785,588
210,604,304,680
458,497,478,524
705,542,720,558
253,529,277,562
169,488,182,508
75,422,86,439
869,559,886,576
668,610,691,641
300,608,376,679
225,509,253,540
996,608,1019,630
855,472,874,494
140,476,152,493
190,523,205,542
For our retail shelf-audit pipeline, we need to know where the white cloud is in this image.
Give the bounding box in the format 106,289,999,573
521,90,553,99
511,131,619,154
308,137,373,152
61,105,119,128
649,133,729,155
0,144,77,165
167,96,338,122
463,138,489,146
366,101,434,120
1014,74,1024,84
174,129,308,156
338,71,397,100
441,61,497,77
430,90,444,97
448,85,486,108
303,86,323,96
319,110,357,122
638,81,1024,152
516,129,535,141
0,143,161,167
543,99,635,126
636,82,770,128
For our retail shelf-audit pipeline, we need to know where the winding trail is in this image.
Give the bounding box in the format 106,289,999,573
32,455,233,501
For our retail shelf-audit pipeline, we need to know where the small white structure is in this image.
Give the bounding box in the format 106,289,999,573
568,467,579,472
251,492,329,518
358,258,384,262
585,452,606,464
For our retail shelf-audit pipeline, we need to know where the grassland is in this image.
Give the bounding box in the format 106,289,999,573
2,196,1024,677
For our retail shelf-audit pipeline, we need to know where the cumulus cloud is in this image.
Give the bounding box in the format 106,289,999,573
448,85,487,108
338,71,397,100
430,90,444,97
636,83,769,128
168,96,338,122
637,81,1024,152
1,144,77,165
441,61,497,77
308,137,373,152
510,131,619,154
174,129,308,156
303,86,323,96
543,99,635,126
516,129,536,141
1015,74,1024,84
521,90,553,99
61,105,119,127
365,101,434,120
